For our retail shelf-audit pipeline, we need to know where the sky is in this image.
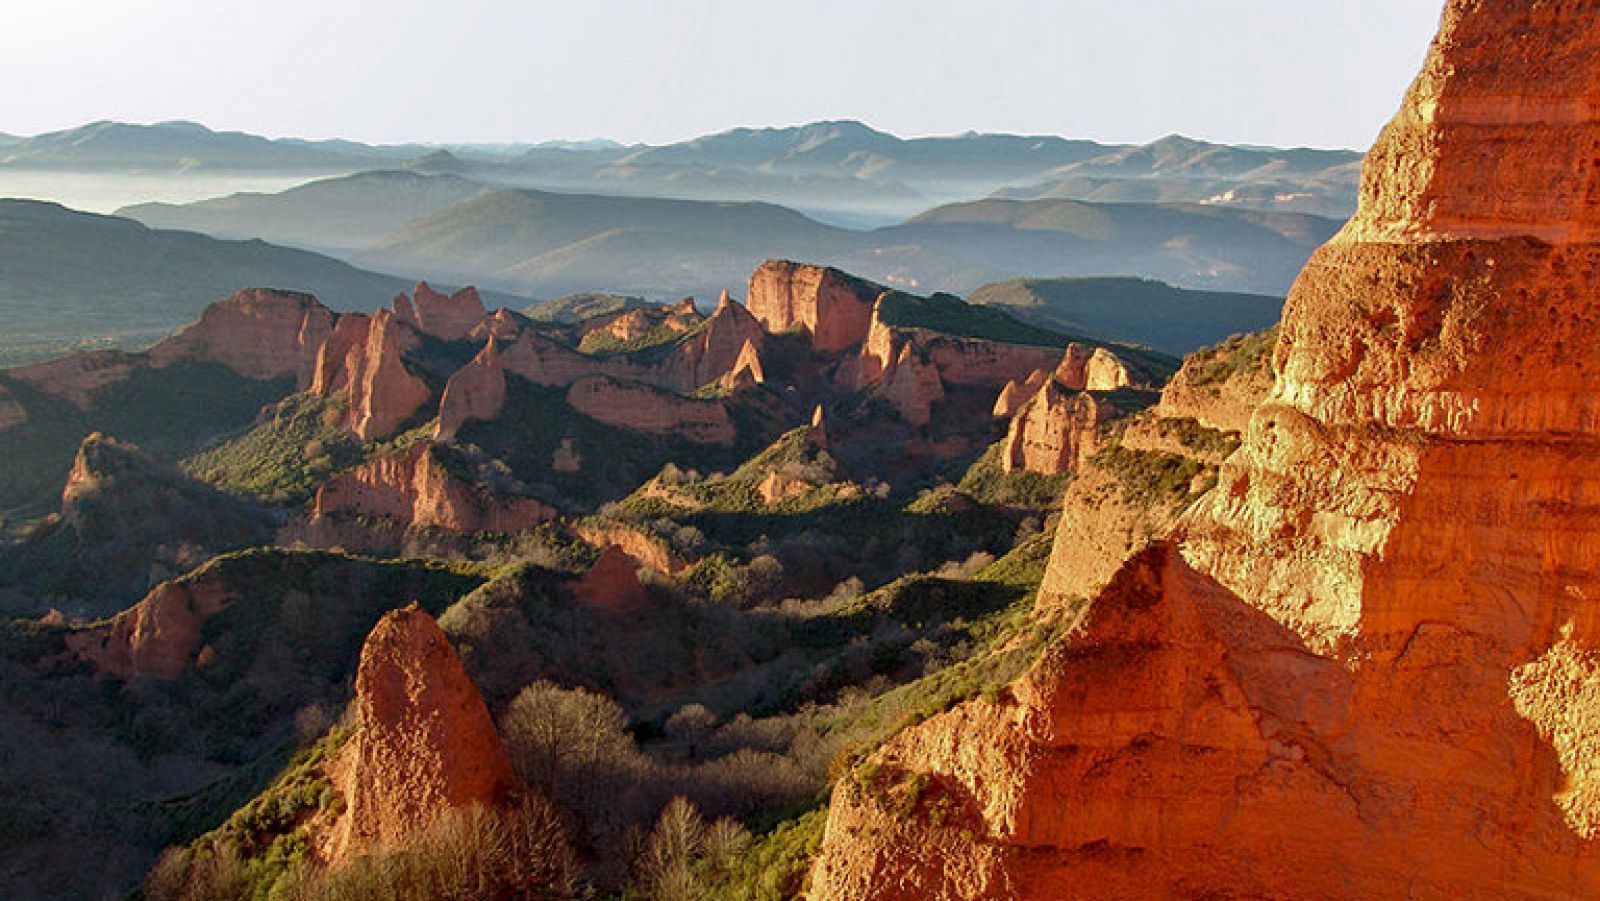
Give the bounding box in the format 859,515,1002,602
1,0,1447,150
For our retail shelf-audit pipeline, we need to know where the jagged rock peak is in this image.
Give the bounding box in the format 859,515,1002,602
328,603,518,861
436,335,507,439
409,281,487,341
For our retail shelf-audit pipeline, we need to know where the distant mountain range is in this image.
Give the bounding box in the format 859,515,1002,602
120,172,1340,301
995,134,1362,218
5,119,1360,222
969,277,1283,355
2,120,1356,358
0,199,422,365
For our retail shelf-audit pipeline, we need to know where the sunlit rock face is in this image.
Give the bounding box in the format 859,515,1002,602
323,604,518,863
747,260,882,352
311,441,554,534
810,2,1600,897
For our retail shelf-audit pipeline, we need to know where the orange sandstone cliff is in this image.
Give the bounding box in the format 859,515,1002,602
747,260,883,352
10,289,336,408
812,2,1600,897
310,442,554,534
147,288,335,387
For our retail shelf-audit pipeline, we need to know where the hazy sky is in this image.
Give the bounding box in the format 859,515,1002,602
3,0,1446,150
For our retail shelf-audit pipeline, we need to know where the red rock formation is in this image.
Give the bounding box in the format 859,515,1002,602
499,331,605,386
991,370,1049,418
1053,343,1134,392
858,301,1075,397
758,471,810,504
721,339,765,390
10,290,338,408
574,523,689,576
1154,329,1276,435
565,375,735,445
551,437,582,473
343,309,432,441
409,282,486,341
998,380,1113,476
809,404,830,450
874,345,945,426
572,545,649,611
747,260,884,352
435,337,506,439
65,573,232,680
310,314,373,395
148,288,335,387
311,443,554,533
659,292,767,392
813,3,1600,896
325,604,517,862
470,307,525,342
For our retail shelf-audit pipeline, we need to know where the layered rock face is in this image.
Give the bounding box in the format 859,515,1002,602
813,3,1600,896
147,288,335,387
9,289,335,408
311,442,554,533
748,260,883,351
565,375,736,445
655,291,768,393
574,522,689,576
1054,343,1133,392
1154,328,1276,434
858,311,1066,393
325,604,518,862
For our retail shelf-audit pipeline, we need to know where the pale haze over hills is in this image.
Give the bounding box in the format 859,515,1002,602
4,0,1445,150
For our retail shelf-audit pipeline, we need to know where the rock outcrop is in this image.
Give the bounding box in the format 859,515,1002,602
311,443,554,534
571,545,650,612
435,337,506,439
991,370,1049,418
64,573,232,680
658,291,767,392
812,3,1600,896
858,306,1064,393
1155,328,1277,434
873,344,945,426
407,282,486,341
748,260,884,352
1054,343,1134,392
341,309,432,441
148,288,335,387
997,380,1115,476
310,314,374,395
574,523,689,576
9,290,338,408
565,375,735,445
325,604,518,861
